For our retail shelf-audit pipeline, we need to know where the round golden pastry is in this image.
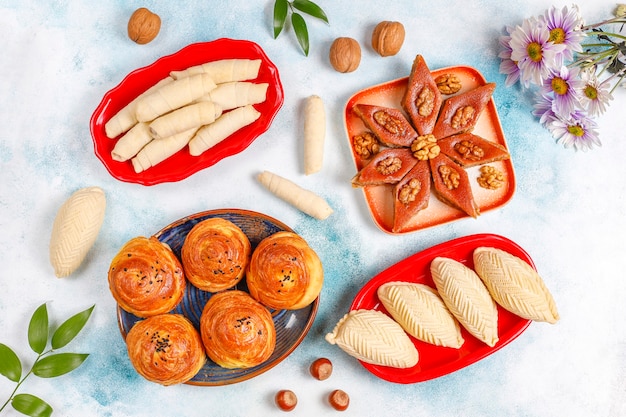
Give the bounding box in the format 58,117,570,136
125,314,206,386
181,217,251,292
200,290,276,369
246,231,323,310
108,236,186,318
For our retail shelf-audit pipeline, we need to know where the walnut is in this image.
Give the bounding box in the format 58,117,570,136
410,134,440,160
376,156,402,175
477,165,505,190
353,132,380,159
451,106,475,130
415,87,436,117
373,110,402,134
438,165,460,189
371,21,405,57
398,178,421,204
435,74,462,95
127,8,161,45
454,139,484,161
329,37,361,73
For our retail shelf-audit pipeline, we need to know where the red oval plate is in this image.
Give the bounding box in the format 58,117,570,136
350,233,533,384
90,39,284,186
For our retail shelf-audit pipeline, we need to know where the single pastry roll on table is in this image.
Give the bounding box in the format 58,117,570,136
125,314,206,386
108,236,186,317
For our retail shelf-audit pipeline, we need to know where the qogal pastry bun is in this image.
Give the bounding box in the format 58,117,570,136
200,290,276,369
108,236,186,318
246,231,323,310
125,314,206,386
181,217,251,292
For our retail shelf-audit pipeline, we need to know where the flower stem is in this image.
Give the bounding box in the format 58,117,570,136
0,349,51,414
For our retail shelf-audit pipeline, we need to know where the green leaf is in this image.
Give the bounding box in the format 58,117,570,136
291,12,310,56
32,353,89,378
51,305,95,350
292,0,329,24
12,394,53,417
0,343,22,382
28,304,48,355
273,0,289,38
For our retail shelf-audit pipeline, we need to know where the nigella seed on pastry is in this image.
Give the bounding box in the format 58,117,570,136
473,247,559,324
430,257,499,347
377,282,464,349
325,309,419,368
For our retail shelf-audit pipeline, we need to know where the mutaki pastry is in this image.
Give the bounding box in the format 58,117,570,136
200,290,276,369
181,217,251,292
377,282,464,349
246,231,323,310
325,309,419,369
473,247,559,324
430,257,499,347
108,236,186,318
125,314,206,386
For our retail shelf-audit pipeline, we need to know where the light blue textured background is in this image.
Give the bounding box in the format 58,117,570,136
0,1,624,416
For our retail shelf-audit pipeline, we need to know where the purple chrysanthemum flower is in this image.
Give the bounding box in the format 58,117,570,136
509,17,566,87
532,93,556,126
541,66,584,117
539,5,586,65
547,110,601,151
498,26,521,87
579,70,614,116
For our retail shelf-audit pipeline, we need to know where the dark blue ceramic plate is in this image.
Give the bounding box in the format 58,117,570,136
117,209,319,386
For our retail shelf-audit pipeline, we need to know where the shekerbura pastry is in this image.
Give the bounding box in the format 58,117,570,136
325,309,419,369
200,290,276,369
430,257,499,347
473,247,559,324
108,236,186,318
377,282,464,349
181,217,251,292
125,314,206,386
246,231,323,310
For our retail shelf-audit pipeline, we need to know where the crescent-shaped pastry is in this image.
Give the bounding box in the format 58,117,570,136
377,282,464,349
180,218,251,292
430,257,499,347
108,236,186,318
125,314,206,386
246,231,323,310
325,309,419,369
473,247,559,324
200,290,276,369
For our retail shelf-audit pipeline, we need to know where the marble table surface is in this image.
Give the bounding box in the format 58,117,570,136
1,1,624,416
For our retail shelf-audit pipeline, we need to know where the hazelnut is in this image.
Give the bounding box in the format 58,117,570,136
127,7,161,45
275,390,297,412
309,357,333,380
371,21,405,57
329,37,361,73
328,389,350,411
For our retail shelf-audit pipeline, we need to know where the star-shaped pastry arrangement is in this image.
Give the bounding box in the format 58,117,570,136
349,55,512,233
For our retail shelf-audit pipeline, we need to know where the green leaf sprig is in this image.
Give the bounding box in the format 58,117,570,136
273,0,329,56
0,303,94,417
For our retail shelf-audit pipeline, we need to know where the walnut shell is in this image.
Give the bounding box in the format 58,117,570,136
127,7,161,45
329,37,361,73
371,21,405,57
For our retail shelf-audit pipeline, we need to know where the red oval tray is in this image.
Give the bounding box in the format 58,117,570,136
350,233,533,383
90,39,284,186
